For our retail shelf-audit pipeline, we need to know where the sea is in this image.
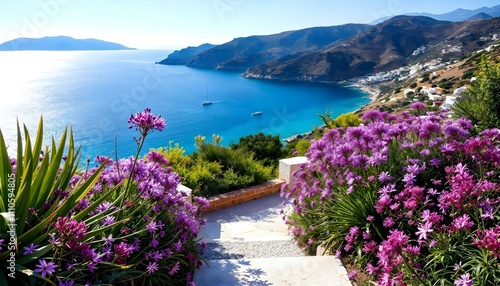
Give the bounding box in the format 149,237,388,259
0,49,370,161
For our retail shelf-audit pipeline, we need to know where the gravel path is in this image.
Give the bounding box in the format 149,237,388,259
203,240,306,260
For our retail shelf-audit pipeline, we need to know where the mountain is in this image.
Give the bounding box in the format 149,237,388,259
183,24,371,70
0,36,135,51
158,43,216,65
465,12,493,21
244,16,500,82
371,4,500,24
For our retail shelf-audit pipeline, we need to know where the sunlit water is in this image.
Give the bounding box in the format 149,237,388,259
0,50,370,160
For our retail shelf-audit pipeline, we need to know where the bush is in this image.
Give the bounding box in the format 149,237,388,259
282,107,500,285
319,111,362,130
452,55,500,132
294,140,311,156
0,110,208,285
160,138,273,198
230,132,284,167
409,82,417,88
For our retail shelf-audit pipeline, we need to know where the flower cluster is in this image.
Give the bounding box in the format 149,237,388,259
282,108,500,285
128,107,166,140
1,109,208,285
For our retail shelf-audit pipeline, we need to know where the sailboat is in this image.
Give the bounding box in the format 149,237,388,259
202,84,213,106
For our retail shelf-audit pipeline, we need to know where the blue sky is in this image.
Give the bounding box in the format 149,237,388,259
1,0,499,49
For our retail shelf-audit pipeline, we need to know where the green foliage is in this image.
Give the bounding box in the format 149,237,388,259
1,116,206,285
438,81,453,90
421,73,430,82
294,140,311,156
409,82,417,88
318,110,362,130
452,55,500,132
230,132,283,167
158,139,273,197
0,118,105,283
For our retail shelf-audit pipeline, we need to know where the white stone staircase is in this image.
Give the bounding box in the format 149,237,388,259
193,192,352,286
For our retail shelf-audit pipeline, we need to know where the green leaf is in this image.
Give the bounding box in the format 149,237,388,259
15,264,56,286
16,244,53,265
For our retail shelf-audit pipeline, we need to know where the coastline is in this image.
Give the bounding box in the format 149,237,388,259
282,83,380,144
346,83,381,103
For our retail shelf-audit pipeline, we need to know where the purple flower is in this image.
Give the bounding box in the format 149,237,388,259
101,215,115,226
416,221,433,241
128,108,166,137
147,262,159,274
454,273,473,286
451,214,474,232
383,217,395,228
34,259,57,277
348,270,357,280
146,221,158,233
169,261,180,276
102,234,115,246
87,262,97,273
58,280,75,286
146,150,169,166
23,243,38,255
52,217,87,241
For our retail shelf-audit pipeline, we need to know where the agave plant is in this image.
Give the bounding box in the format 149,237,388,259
0,117,107,284
0,109,207,286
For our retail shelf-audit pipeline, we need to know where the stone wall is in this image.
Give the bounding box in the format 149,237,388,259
204,179,285,212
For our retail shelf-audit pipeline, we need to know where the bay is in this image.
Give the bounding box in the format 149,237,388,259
0,50,370,160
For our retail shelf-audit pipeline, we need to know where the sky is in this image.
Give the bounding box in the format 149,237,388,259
1,0,499,50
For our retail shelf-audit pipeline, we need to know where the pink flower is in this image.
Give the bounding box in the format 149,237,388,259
451,214,474,232
128,108,166,137
454,273,473,286
169,262,180,276
147,262,159,274
416,221,433,241
348,270,357,280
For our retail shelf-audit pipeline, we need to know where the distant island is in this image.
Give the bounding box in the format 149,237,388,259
0,36,135,51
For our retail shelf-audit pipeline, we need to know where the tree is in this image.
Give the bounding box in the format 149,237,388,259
319,111,362,129
230,132,283,166
295,140,311,156
452,55,500,132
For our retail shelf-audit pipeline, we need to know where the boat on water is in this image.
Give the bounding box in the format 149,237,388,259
251,111,263,116
202,84,212,106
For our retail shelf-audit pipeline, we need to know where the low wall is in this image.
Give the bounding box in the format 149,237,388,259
205,179,285,212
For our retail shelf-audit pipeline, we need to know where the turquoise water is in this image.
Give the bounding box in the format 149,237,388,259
0,50,369,160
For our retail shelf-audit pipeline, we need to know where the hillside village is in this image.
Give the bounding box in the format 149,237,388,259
356,37,500,116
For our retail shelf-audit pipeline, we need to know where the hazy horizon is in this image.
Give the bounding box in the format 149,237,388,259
1,1,499,50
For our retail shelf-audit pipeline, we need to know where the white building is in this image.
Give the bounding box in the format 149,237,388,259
454,86,468,95
428,94,443,101
441,96,458,110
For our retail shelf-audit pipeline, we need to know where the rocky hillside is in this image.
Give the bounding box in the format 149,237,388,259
244,16,500,82
182,24,370,70
158,43,216,65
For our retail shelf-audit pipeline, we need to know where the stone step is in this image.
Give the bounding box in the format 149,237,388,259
199,220,290,242
203,240,305,260
193,256,352,286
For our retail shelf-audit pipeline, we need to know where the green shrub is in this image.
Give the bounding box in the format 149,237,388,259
295,140,311,156
319,111,362,130
230,132,283,167
452,55,500,132
159,139,273,197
